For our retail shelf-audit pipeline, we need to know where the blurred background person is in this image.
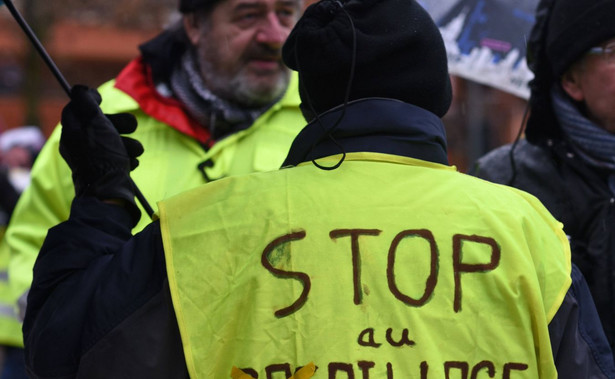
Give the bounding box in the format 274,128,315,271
0,125,45,233
0,126,45,192
0,125,44,379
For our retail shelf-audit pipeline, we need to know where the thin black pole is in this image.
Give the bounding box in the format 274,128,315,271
2,0,156,219
3,0,71,96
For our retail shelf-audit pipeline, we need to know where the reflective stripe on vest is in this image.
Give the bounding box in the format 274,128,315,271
159,152,571,379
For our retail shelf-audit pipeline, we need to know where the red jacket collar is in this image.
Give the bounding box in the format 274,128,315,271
114,57,214,147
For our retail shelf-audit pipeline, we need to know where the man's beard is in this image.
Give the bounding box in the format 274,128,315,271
199,42,291,108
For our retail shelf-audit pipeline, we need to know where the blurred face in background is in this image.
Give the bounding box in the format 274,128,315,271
1,146,33,169
184,0,302,107
561,37,615,133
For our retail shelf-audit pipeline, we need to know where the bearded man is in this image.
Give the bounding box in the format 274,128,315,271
0,1,305,373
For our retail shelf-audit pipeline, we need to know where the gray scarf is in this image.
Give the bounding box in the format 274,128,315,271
169,50,271,141
552,86,615,171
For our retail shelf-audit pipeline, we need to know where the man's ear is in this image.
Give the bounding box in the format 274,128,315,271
561,68,585,102
183,14,201,46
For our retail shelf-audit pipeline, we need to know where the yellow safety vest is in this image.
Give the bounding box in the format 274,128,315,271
0,73,303,348
159,152,571,379
0,238,21,347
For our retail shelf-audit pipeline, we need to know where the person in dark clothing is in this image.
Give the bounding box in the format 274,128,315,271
0,126,45,379
0,170,19,225
24,0,615,378
470,0,615,352
0,125,45,222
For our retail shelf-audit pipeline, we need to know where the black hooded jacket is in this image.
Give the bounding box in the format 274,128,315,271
23,99,615,378
472,137,615,353
471,0,615,352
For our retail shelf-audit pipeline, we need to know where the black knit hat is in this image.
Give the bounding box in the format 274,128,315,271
178,0,220,13
282,0,452,118
525,0,615,143
547,0,615,78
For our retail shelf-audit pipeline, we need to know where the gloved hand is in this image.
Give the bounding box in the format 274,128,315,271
60,85,144,225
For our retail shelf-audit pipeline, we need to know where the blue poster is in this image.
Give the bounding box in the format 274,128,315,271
421,0,536,99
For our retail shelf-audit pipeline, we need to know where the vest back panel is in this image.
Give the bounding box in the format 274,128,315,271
159,152,571,379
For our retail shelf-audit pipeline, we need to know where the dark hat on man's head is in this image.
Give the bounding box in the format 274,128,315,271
524,0,615,144
178,0,221,13
282,0,452,118
547,0,615,78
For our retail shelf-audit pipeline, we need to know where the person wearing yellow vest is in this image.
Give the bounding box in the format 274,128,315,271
23,0,615,378
0,0,305,373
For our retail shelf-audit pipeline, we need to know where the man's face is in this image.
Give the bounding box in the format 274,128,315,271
185,0,302,107
561,38,615,133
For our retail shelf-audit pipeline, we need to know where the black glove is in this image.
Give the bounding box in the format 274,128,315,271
60,85,144,225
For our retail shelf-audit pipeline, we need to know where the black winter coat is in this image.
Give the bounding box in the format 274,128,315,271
472,138,615,351
24,101,615,378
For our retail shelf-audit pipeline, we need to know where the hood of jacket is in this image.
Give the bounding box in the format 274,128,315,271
282,98,449,167
138,24,191,86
